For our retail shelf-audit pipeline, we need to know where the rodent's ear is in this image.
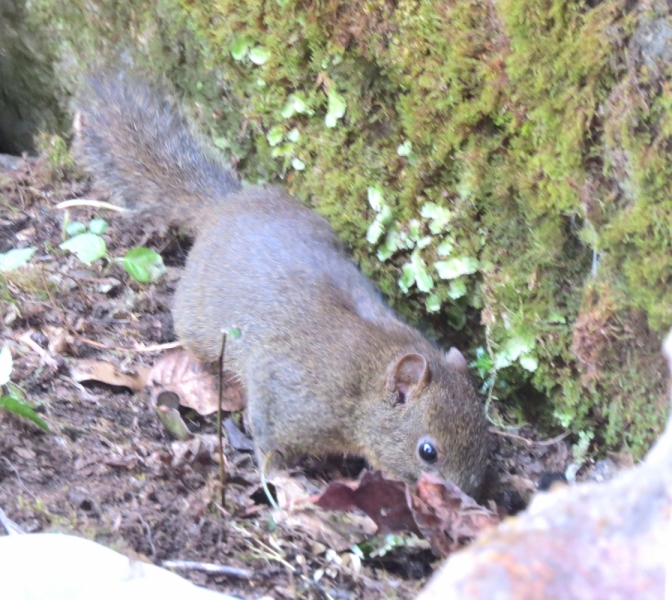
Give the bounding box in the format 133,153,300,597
445,347,468,373
387,353,431,403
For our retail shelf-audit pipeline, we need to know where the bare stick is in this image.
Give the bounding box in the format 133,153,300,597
55,199,131,213
162,559,254,579
132,341,182,353
0,507,25,535
1,457,37,501
218,330,227,507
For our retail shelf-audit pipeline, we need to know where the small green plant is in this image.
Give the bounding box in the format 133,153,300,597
122,247,166,283
0,344,49,432
354,533,422,559
325,87,347,128
230,36,270,65
59,216,166,283
0,247,37,272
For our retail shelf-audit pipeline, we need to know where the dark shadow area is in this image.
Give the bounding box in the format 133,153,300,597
0,0,68,155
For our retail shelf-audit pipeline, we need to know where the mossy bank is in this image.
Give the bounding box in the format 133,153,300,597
5,0,672,459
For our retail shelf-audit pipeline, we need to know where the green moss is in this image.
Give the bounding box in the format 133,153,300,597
21,0,672,458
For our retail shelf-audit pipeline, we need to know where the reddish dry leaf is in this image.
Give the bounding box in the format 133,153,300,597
70,359,149,393
146,350,245,415
315,470,420,535
315,471,498,557
408,473,499,557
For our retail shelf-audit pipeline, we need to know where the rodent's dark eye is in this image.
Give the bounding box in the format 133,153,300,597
418,439,438,464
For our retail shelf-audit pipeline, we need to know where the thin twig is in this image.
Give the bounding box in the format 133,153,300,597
490,427,570,447
162,559,254,579
229,523,296,573
0,507,25,535
132,341,182,353
136,513,156,557
55,199,131,213
218,330,228,507
1,457,37,500
17,331,58,369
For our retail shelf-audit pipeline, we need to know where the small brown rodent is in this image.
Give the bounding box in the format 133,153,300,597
73,73,489,496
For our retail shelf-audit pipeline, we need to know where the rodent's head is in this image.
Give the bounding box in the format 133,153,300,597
363,348,489,498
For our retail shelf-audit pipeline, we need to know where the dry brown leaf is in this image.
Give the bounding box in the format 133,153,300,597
315,470,420,535
315,470,499,557
146,350,245,415
409,473,499,557
44,326,74,355
170,435,218,468
70,359,149,393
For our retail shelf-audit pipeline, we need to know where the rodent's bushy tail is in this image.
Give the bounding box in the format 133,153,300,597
73,72,240,230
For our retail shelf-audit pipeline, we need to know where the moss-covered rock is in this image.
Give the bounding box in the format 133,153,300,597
8,0,672,457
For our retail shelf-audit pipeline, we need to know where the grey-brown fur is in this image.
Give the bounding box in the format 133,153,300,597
73,73,490,497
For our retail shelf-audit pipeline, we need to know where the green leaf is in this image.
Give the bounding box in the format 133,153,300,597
366,218,386,245
280,100,296,119
228,327,242,340
267,125,285,147
448,278,467,299
398,263,415,293
377,229,401,262
280,93,311,119
212,137,230,150
287,127,300,143
519,354,539,372
437,237,454,256
408,219,422,243
325,88,347,128
230,36,251,60
502,336,535,362
425,294,441,313
411,251,434,293
0,344,12,386
291,157,306,171
0,247,37,272
397,140,412,157
435,257,479,279
366,204,393,245
547,311,566,324
88,218,109,235
66,221,87,236
421,202,453,234
0,394,49,432
270,143,293,158
123,247,166,283
249,46,270,65
367,186,384,212
60,233,106,265
494,352,512,370
416,236,433,249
